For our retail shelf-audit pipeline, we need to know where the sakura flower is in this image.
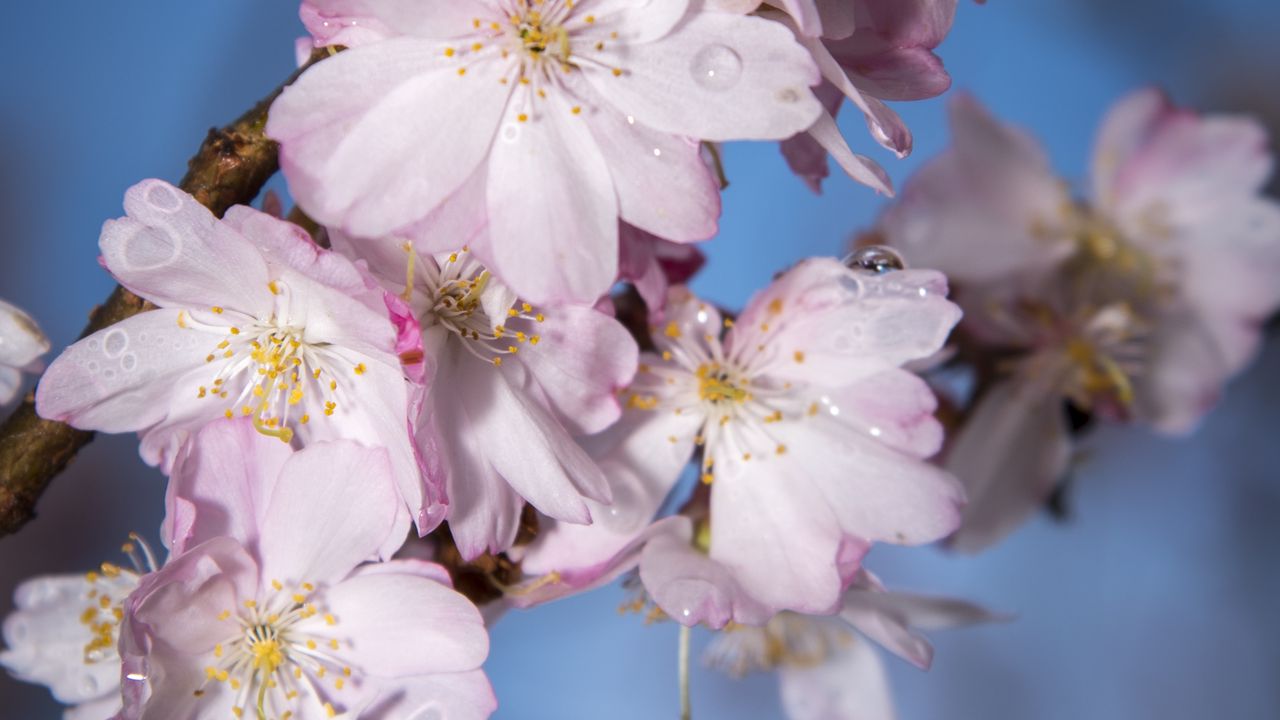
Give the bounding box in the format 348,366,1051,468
272,0,826,304
877,90,1280,551
329,233,637,559
123,420,494,719
0,298,50,404
1,537,158,720
35,179,431,536
704,571,998,720
550,258,963,617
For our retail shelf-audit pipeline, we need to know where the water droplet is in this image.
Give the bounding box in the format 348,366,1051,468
144,182,183,212
103,329,129,358
652,147,662,157
121,226,181,271
499,122,521,143
87,339,100,351
626,115,636,125
102,368,117,380
690,45,742,92
120,353,138,372
86,360,100,372
843,245,905,274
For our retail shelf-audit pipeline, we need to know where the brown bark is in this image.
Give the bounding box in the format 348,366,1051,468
0,51,328,537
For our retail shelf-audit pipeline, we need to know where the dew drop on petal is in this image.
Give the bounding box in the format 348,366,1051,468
102,329,128,358
843,245,905,274
690,45,742,91
144,181,183,212
122,227,182,271
500,122,521,144
120,353,138,372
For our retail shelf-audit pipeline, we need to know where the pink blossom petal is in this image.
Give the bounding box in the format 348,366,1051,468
357,670,496,720
427,341,608,558
35,309,212,435
803,105,895,193
780,80,844,193
163,418,292,555
878,93,1073,283
1090,87,1171,208
779,638,895,720
311,572,488,675
852,0,957,46
840,570,1003,669
515,304,638,436
768,418,964,547
827,369,945,458
728,260,960,384
947,376,1072,554
484,93,618,305
257,442,402,585
304,0,493,42
221,206,367,294
709,454,849,615
512,516,690,608
582,92,721,243
100,180,273,315
587,10,822,142
520,405,702,577
640,528,775,628
268,38,512,236
128,538,259,656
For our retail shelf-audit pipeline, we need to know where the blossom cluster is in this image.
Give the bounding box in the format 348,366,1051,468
1,1,1276,719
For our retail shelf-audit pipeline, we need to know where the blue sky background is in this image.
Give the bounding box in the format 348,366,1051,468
2,1,1279,718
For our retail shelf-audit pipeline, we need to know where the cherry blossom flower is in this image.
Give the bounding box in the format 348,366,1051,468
704,570,998,720
272,0,826,304
122,419,494,719
1,538,157,720
35,180,432,537
523,259,963,618
877,90,1280,551
0,298,50,405
329,232,637,559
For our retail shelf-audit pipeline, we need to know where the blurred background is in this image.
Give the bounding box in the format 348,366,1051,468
2,1,1278,717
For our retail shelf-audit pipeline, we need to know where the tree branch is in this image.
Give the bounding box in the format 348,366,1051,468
0,50,328,537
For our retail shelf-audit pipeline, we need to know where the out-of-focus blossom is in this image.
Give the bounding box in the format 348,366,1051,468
330,233,637,559
1,539,156,720
273,0,827,305
762,0,958,192
522,258,963,621
0,299,50,405
705,570,999,720
878,90,1280,551
123,420,494,719
35,180,429,538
